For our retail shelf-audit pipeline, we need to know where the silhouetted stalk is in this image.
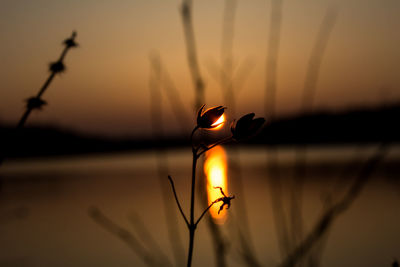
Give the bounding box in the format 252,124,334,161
187,133,232,267
169,119,240,267
187,150,197,267
17,31,78,129
169,107,264,266
188,133,235,267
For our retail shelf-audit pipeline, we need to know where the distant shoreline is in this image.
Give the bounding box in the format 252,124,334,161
1,103,399,158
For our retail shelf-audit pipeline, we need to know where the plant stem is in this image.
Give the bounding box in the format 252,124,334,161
197,136,232,157
183,125,231,267
167,176,189,227
16,31,77,129
187,149,198,267
17,72,56,128
195,200,217,226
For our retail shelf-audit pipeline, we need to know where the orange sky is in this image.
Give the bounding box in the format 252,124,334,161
0,0,399,137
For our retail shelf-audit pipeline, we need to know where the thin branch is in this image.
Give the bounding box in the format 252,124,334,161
287,7,339,257
265,0,283,120
167,175,190,227
195,200,219,226
127,212,173,266
17,31,77,129
197,136,233,157
278,144,389,267
88,207,162,267
180,0,205,110
190,125,200,152
301,7,338,113
149,53,191,134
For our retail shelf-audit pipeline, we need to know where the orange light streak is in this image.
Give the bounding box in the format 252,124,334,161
204,145,228,223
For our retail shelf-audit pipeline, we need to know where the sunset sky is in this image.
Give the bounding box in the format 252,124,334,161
0,0,399,137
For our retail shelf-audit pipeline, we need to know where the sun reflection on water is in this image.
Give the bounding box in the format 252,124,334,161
204,145,228,224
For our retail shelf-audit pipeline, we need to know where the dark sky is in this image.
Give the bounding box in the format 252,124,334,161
1,0,399,137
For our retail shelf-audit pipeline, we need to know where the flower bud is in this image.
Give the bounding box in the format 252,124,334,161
231,113,265,140
197,104,226,129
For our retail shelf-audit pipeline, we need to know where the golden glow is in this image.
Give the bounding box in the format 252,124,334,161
211,114,225,130
204,146,228,223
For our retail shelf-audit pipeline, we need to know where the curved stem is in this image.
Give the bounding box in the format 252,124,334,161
167,175,189,228
197,136,233,157
195,200,219,227
186,148,198,267
190,125,200,152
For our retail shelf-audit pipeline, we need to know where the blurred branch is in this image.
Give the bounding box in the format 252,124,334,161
0,31,77,167
149,53,191,133
287,8,339,261
17,31,78,129
127,212,172,265
205,57,255,100
220,0,237,110
301,7,338,113
237,230,263,267
149,55,186,266
265,0,283,120
180,0,205,110
267,153,292,257
278,144,389,267
88,206,172,267
264,0,291,260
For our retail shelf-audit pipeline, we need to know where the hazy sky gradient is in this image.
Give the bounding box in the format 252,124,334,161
0,0,399,136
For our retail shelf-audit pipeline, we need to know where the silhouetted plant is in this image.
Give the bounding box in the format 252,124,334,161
17,31,78,129
0,31,78,168
167,105,264,267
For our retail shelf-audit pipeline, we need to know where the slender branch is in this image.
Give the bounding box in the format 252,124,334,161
16,31,77,129
167,175,190,227
149,54,186,266
88,207,163,267
187,148,198,267
190,125,200,152
197,136,233,157
180,0,205,110
195,200,219,227
278,144,389,267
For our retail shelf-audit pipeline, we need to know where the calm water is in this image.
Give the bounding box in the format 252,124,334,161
0,146,399,267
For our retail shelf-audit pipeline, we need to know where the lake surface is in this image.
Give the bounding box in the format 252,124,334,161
0,145,399,267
